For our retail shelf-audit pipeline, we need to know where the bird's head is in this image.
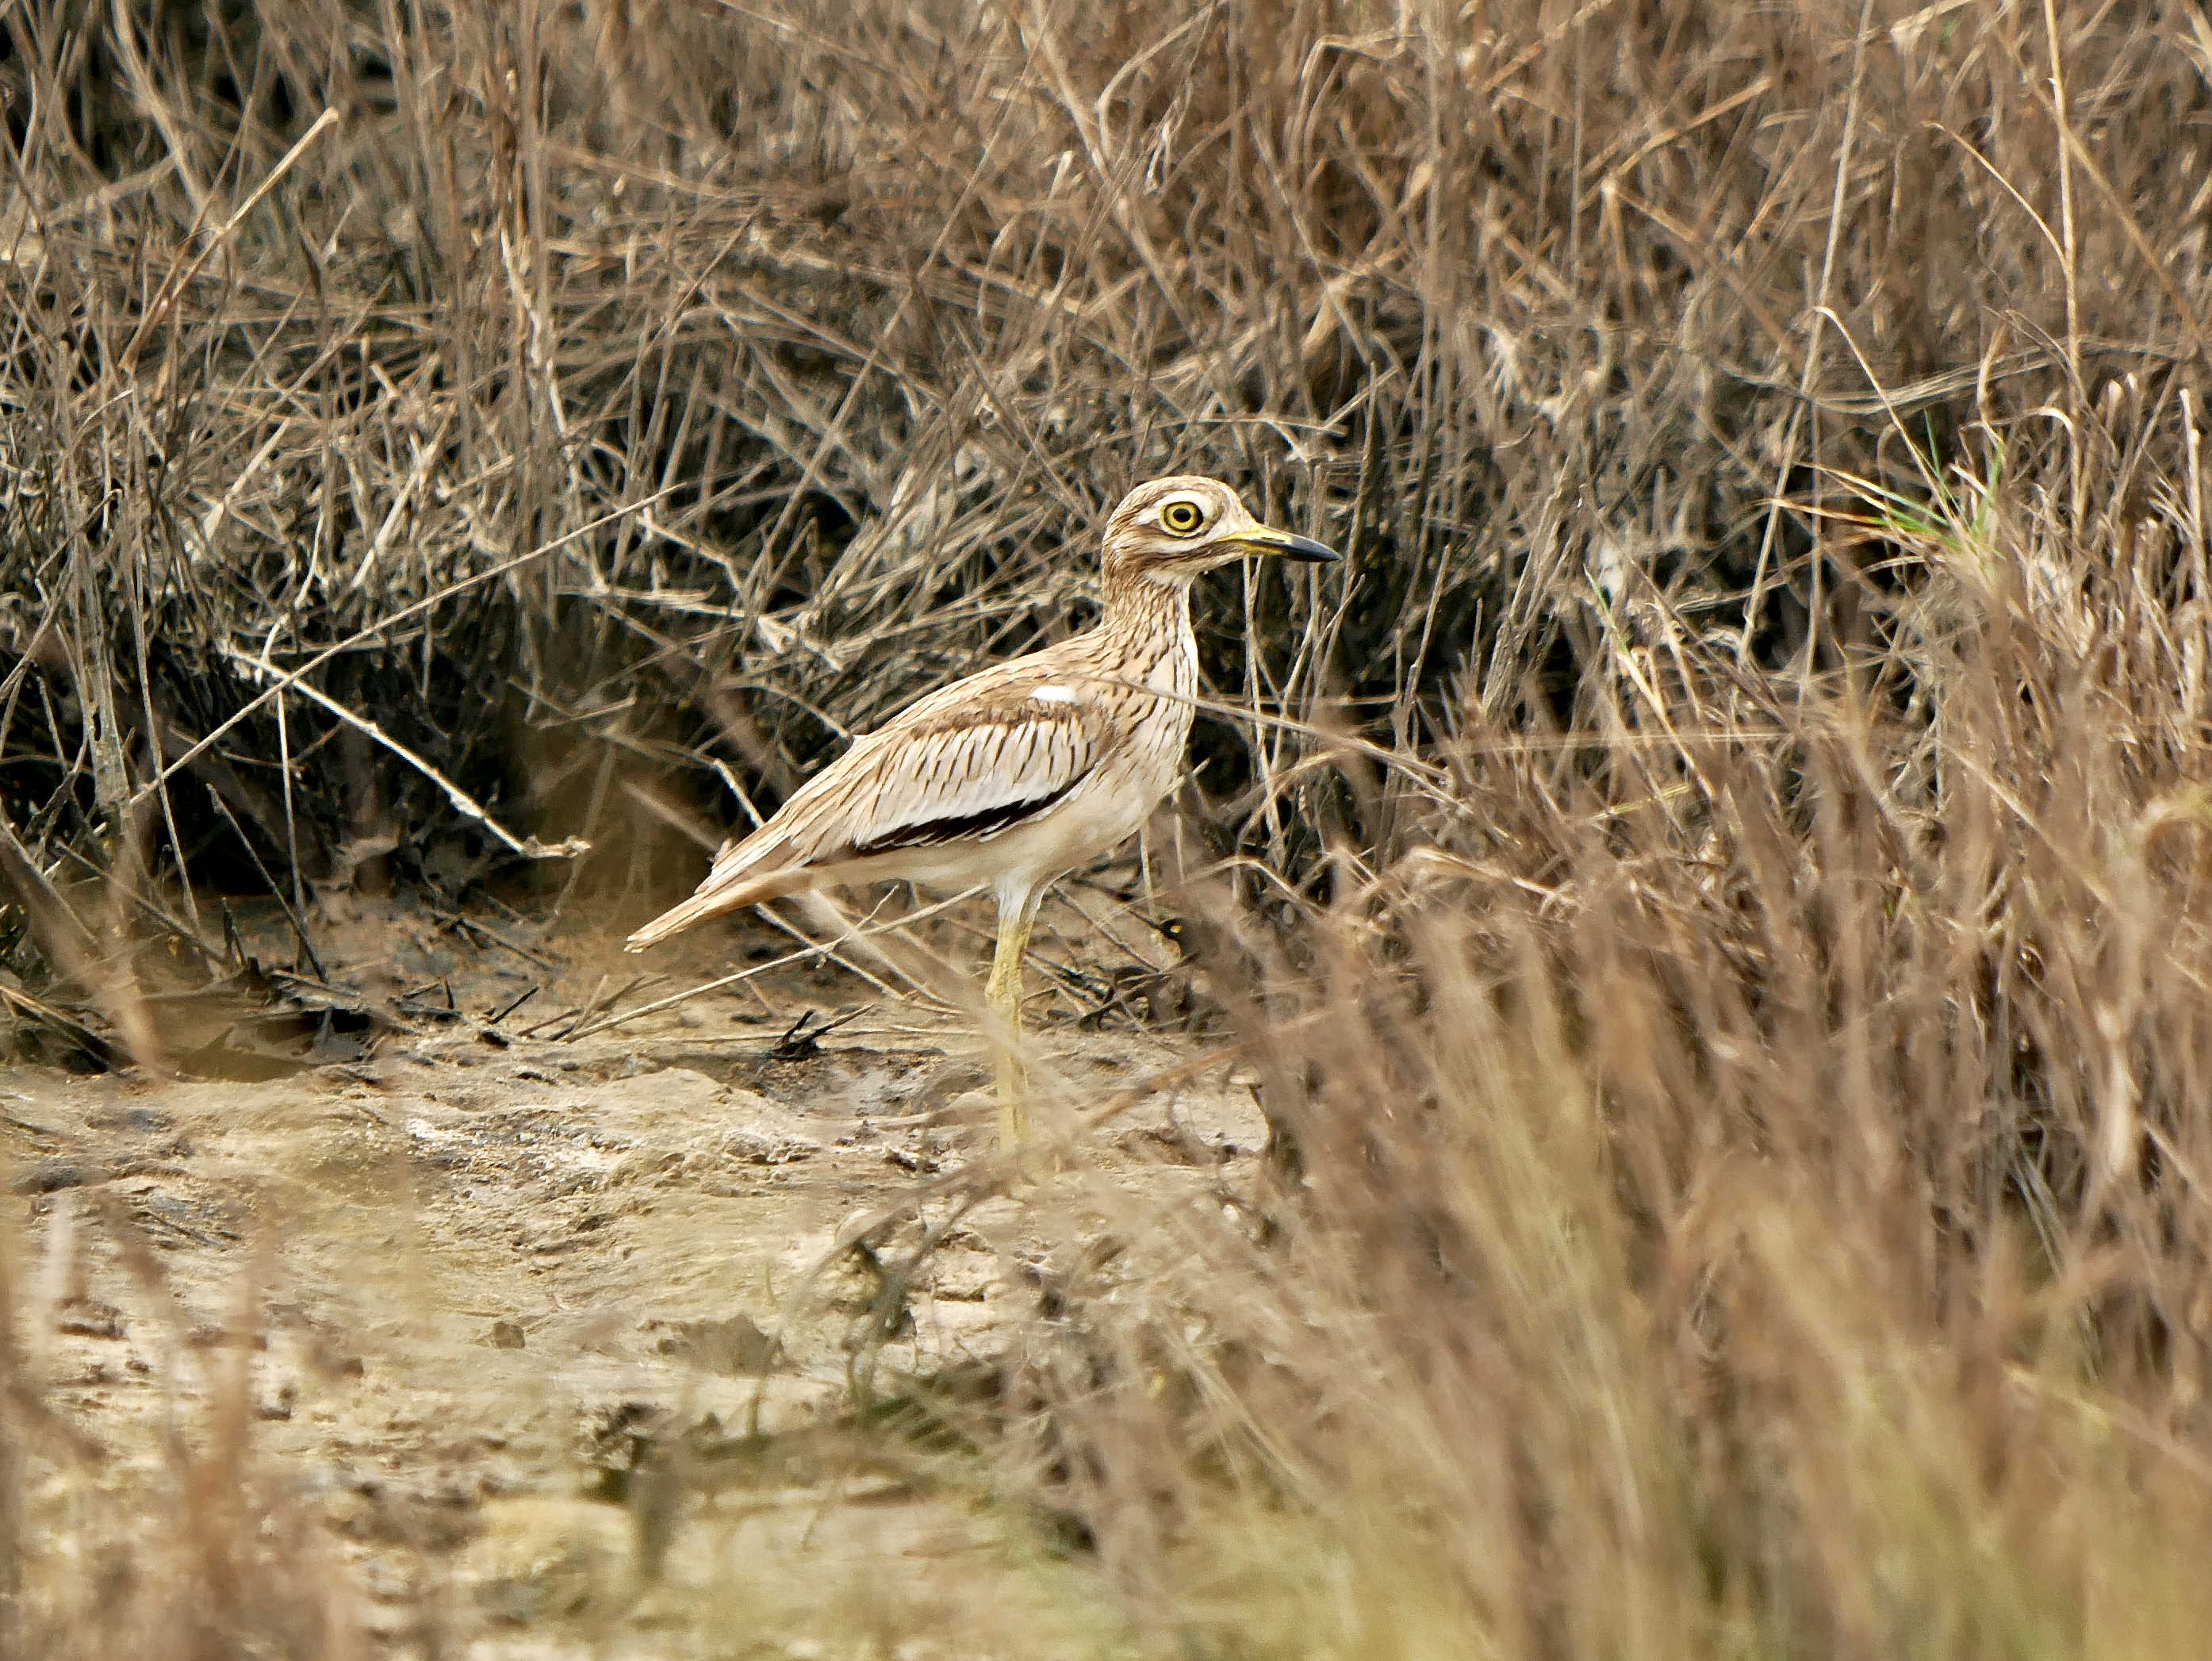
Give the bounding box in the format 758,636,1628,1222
1100,476,1340,585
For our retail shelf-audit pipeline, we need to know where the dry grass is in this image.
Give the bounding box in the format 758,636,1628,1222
1,0,2210,1654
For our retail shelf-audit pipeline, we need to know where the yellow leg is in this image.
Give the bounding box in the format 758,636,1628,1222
986,904,1034,1145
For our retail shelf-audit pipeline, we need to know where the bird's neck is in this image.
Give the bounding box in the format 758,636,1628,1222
1100,563,1194,646
1094,563,1199,706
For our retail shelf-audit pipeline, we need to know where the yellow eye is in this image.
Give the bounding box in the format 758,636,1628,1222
1160,497,1206,535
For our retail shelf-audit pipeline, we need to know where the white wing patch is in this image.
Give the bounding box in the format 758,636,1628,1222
1030,685,1078,705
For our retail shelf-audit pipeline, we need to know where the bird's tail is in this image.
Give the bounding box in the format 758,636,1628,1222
624,864,812,950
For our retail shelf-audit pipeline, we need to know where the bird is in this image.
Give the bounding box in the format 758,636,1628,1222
624,475,1340,1144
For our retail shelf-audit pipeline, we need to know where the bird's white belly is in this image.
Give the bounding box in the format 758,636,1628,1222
1048,708,1187,860
987,695,1187,883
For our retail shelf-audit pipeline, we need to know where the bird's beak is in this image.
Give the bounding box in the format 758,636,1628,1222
1217,524,1342,563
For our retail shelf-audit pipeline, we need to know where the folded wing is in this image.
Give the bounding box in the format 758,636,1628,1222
626,686,1104,949
822,699,1102,860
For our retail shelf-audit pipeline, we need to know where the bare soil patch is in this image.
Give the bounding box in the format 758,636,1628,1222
4,899,1263,1657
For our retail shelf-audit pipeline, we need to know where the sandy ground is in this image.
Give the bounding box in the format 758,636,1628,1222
1,893,1271,1659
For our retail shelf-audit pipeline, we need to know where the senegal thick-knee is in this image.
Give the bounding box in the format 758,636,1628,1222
626,477,1338,1144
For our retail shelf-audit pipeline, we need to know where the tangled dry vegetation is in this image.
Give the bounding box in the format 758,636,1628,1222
2,0,2212,1654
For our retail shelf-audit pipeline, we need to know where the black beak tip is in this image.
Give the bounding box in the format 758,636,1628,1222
1277,533,1342,565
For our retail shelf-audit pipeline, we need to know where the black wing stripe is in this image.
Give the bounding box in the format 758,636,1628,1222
849,777,1084,856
